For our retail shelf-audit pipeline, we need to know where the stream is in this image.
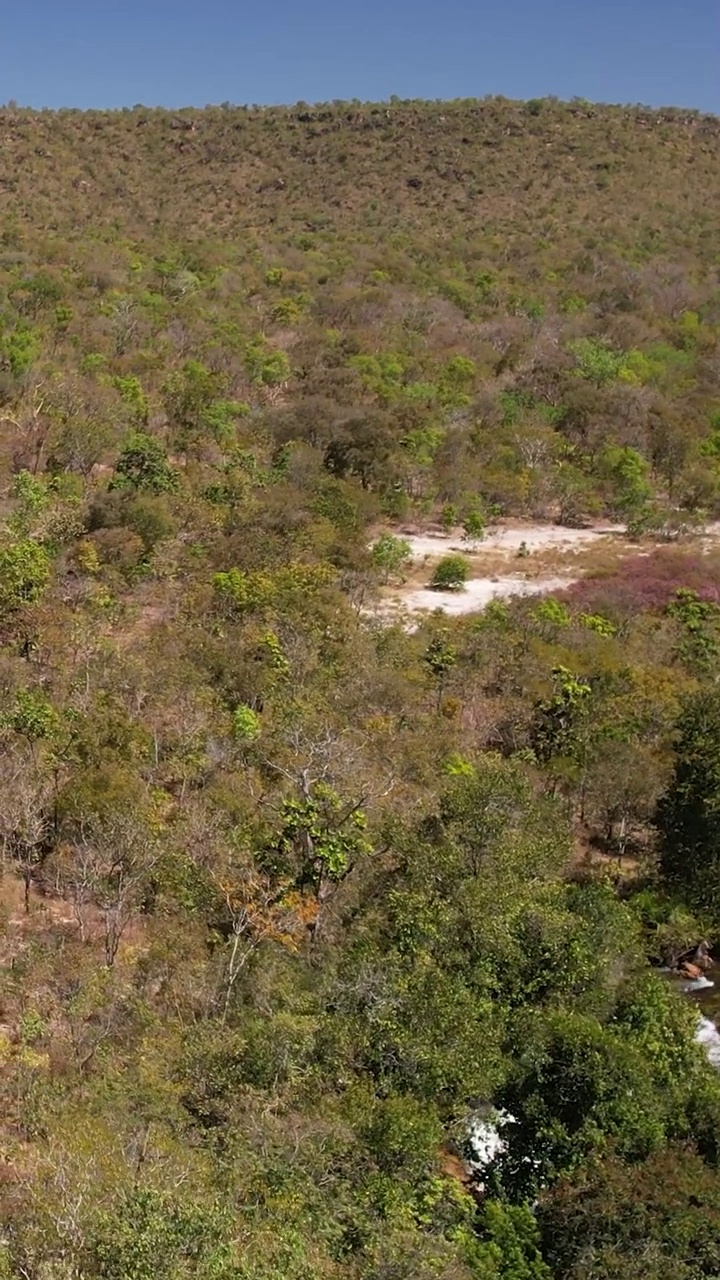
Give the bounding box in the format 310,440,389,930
467,965,720,1180
674,964,720,1068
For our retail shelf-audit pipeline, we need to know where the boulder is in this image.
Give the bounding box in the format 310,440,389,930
678,941,712,971
680,962,703,980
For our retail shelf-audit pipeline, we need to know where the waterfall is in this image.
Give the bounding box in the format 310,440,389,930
466,975,720,1188
696,1015,720,1068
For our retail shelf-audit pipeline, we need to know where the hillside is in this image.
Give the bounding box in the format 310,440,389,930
2,99,720,1280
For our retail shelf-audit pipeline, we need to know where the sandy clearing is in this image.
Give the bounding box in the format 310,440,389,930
397,523,624,561
397,574,576,617
375,519,720,622
374,522,623,620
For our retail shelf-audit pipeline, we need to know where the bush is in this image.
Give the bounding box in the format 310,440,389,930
430,554,470,591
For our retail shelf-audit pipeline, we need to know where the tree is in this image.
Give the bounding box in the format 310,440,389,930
113,374,149,426
538,1145,720,1280
243,339,291,390
656,688,720,919
111,432,177,494
596,444,652,518
474,1201,551,1279
462,498,486,545
371,532,412,583
530,666,592,770
424,633,458,709
88,1189,236,1280
271,782,373,934
430,554,470,591
493,1006,686,1200
0,538,50,612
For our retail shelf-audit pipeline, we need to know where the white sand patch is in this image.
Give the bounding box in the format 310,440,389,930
399,522,623,562
399,574,576,617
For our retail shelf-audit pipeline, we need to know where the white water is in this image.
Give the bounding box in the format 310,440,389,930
681,976,715,993
696,1016,720,1068
466,1001,720,1186
467,1110,513,1171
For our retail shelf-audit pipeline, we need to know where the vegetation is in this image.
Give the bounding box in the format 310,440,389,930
0,94,719,1278
431,552,471,590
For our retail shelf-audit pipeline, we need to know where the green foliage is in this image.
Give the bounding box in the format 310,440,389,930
0,538,50,610
275,784,372,888
667,588,720,671
113,374,149,425
2,689,60,742
596,444,652,516
538,1145,720,1280
244,340,291,387
371,533,412,582
579,612,616,637
533,598,571,630
231,704,261,742
430,554,470,591
530,666,592,765
423,635,457,681
111,432,178,494
474,1201,551,1279
9,470,50,534
495,1003,694,1199
213,562,334,617
0,98,719,1280
657,688,720,920
0,319,41,376
462,498,486,543
439,503,458,532
350,352,408,402
88,1189,235,1280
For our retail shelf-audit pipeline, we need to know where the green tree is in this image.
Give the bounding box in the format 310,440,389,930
244,340,291,388
371,532,412,583
273,783,373,910
88,1189,235,1280
111,432,178,494
656,688,720,918
474,1201,551,1280
667,588,720,672
430,554,470,591
113,374,149,425
424,633,458,709
538,1145,720,1280
570,337,627,386
530,666,592,767
0,539,50,611
231,704,261,742
494,1008,684,1200
597,444,652,517
462,498,486,545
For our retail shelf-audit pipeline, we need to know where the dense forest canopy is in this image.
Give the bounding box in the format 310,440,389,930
0,96,720,1279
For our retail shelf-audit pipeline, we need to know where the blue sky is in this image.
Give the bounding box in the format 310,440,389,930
3,0,718,112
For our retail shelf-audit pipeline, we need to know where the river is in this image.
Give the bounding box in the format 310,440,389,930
675,965,720,1068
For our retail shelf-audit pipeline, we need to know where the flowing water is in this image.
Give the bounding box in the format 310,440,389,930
675,962,720,1068
468,964,720,1180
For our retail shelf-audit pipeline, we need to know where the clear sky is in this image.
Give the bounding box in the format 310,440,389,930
2,0,718,113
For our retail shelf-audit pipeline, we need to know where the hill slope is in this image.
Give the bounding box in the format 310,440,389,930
0,97,718,524
2,100,720,1280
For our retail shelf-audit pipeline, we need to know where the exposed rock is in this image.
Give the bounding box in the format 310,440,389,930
678,940,712,971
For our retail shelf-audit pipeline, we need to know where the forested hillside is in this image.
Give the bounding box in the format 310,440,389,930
1,97,720,1279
